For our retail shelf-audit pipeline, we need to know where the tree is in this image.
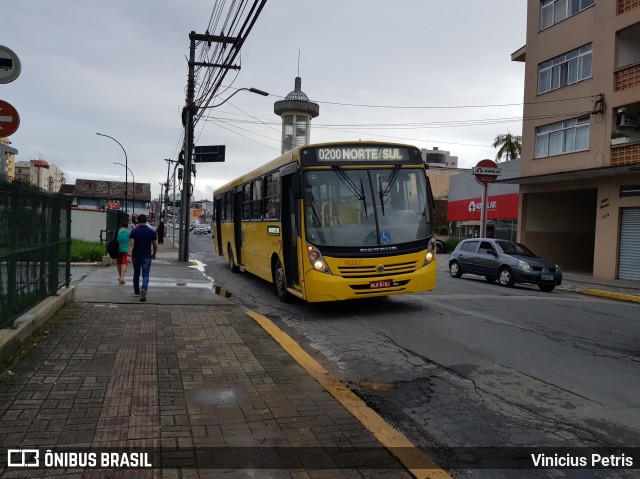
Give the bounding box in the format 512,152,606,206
492,133,522,162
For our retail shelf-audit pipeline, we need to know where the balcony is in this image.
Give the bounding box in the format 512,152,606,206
611,141,640,166
618,0,640,15
615,62,640,91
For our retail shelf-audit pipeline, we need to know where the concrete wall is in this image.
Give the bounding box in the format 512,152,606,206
71,208,107,242
521,189,597,272
449,159,521,202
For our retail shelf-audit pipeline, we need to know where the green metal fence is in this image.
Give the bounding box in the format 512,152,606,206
0,180,72,328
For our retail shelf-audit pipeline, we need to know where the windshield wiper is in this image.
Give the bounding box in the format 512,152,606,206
332,167,368,218
333,166,365,200
378,165,401,216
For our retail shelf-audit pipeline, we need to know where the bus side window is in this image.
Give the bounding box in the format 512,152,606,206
251,179,262,219
242,184,251,220
264,173,280,219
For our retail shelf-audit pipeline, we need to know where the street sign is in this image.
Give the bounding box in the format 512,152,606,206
194,145,225,163
0,100,20,137
473,159,501,185
0,46,21,84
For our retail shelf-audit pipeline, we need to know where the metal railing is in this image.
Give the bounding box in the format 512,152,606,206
0,180,72,328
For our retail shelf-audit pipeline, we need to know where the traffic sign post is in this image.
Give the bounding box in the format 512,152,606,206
0,46,21,84
472,159,501,238
0,100,20,137
194,145,226,163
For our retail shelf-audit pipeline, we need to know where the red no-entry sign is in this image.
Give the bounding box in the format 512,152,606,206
472,159,501,185
0,99,20,137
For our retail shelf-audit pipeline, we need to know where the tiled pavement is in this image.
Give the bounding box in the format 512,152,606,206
0,241,413,478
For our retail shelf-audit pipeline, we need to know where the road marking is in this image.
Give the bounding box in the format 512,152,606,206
245,308,453,479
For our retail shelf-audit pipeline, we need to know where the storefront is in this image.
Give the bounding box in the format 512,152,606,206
448,159,521,240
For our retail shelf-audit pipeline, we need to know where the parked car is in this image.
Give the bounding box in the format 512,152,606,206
448,238,562,292
193,223,209,235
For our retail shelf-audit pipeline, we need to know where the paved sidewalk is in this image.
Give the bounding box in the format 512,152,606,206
0,240,427,478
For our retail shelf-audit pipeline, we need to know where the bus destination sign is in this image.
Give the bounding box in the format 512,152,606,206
316,147,409,162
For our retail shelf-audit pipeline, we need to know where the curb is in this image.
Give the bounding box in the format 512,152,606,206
576,289,640,304
244,308,453,479
0,287,75,364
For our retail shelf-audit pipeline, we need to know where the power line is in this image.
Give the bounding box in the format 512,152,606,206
265,93,599,110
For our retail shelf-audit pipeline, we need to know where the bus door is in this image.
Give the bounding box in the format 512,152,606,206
233,190,243,266
214,197,223,255
281,173,300,289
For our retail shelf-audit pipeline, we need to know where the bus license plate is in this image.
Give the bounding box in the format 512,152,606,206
541,274,554,281
370,279,392,289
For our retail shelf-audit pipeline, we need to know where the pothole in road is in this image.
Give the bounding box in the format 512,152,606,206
359,379,396,392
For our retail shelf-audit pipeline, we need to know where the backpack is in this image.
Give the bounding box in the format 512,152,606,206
107,231,119,259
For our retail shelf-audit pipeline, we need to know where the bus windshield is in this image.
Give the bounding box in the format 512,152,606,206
304,168,433,248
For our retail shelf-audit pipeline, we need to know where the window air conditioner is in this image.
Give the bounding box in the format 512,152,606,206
617,114,639,128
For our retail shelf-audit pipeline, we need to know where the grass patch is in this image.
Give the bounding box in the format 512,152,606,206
71,239,105,262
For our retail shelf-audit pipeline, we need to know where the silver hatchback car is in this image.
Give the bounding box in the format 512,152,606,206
449,238,562,292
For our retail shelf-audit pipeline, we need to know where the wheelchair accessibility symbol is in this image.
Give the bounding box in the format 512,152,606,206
379,232,391,244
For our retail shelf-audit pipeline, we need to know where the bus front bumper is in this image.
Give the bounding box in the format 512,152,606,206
301,260,437,302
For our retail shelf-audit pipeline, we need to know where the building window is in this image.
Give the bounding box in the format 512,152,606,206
295,116,308,147
538,44,592,94
535,116,590,158
540,0,595,30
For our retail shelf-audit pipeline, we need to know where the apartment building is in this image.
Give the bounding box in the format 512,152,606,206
0,138,18,181
511,0,640,281
14,160,66,193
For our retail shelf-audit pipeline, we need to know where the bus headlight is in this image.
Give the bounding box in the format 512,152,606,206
307,243,332,274
423,238,436,266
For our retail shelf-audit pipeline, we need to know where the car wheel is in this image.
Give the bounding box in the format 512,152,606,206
274,259,290,302
498,267,514,287
485,276,496,283
449,261,462,278
436,241,443,254
228,246,239,273
539,284,555,292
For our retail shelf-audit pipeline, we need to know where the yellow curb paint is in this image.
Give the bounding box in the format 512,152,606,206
245,309,453,479
578,289,640,304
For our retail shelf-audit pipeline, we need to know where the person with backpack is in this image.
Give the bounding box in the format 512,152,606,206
116,222,130,284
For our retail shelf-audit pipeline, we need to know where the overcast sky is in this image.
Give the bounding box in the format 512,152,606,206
2,1,527,202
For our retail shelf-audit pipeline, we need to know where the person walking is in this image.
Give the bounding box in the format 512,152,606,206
128,214,158,302
157,221,165,245
116,222,130,284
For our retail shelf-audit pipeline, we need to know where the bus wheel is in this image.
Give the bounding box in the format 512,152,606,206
228,246,239,273
274,260,290,302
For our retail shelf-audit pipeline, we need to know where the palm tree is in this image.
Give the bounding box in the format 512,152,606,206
492,133,522,162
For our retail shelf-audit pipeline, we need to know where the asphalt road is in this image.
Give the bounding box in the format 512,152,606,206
189,235,639,478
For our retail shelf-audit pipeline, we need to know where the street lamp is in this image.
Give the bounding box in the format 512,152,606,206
114,162,135,215
202,87,269,110
96,133,128,214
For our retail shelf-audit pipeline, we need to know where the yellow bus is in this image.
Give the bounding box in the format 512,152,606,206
213,141,437,302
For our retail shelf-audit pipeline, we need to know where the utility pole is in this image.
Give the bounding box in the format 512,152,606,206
178,31,240,262
164,158,177,222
